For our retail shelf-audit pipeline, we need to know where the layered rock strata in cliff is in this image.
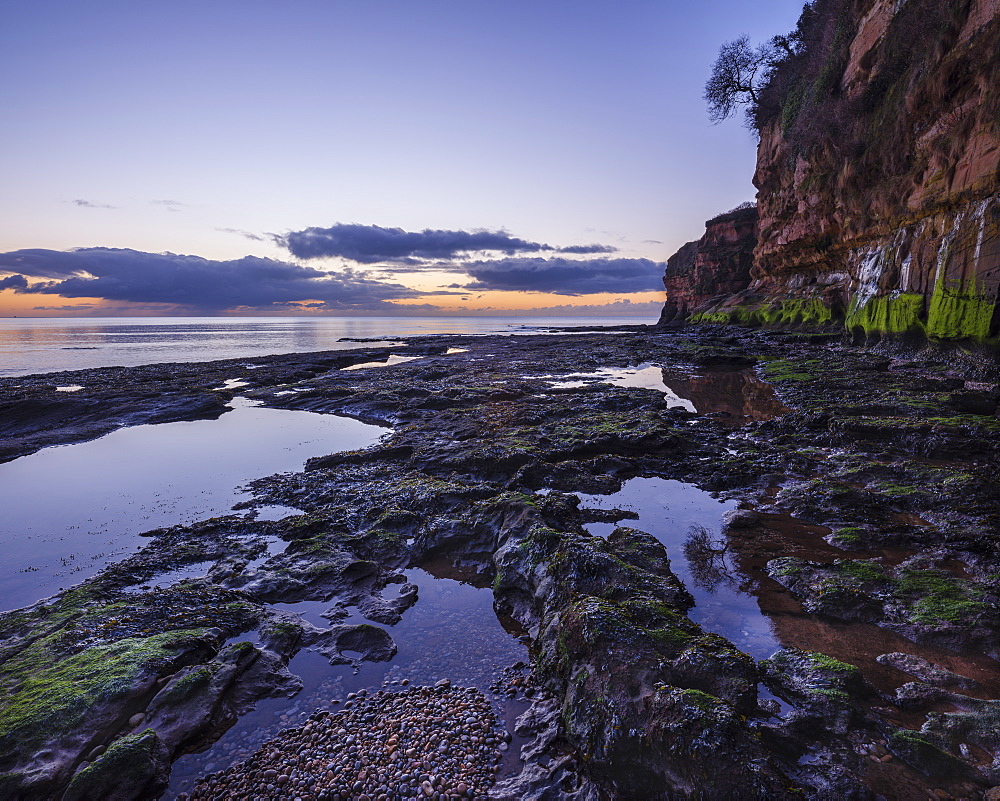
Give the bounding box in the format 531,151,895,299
672,0,1000,345
657,204,757,324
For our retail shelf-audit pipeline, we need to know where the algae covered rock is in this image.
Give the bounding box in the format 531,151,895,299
493,523,798,798
63,728,170,801
760,649,867,737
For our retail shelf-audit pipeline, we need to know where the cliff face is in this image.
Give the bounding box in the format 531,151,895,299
675,0,1000,344
658,205,756,324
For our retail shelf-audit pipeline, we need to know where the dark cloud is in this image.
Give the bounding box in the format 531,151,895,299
71,199,116,209
557,244,617,254
459,257,666,295
446,298,662,317
0,274,28,290
281,223,616,263
0,247,419,311
506,298,663,316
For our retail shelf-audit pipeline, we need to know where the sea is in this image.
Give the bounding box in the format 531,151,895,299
0,315,650,377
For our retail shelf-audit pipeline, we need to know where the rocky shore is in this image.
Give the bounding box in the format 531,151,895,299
180,682,503,801
2,325,1000,799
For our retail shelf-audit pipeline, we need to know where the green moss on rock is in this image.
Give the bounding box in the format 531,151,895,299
897,569,986,626
888,730,970,779
0,630,204,755
63,728,170,801
691,298,838,329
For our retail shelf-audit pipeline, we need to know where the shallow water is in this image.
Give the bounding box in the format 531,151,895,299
543,364,789,421
580,480,1000,727
253,504,304,522
659,366,790,421
165,560,527,797
0,316,648,377
341,354,423,371
547,364,695,410
0,399,384,611
576,477,781,659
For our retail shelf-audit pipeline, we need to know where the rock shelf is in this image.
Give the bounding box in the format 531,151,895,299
3,327,1000,799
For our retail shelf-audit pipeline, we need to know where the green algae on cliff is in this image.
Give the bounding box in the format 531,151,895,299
690,297,839,328
844,279,998,343
676,0,1000,350
925,279,997,342
846,292,926,335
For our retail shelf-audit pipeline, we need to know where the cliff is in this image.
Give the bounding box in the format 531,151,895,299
671,0,1000,345
658,204,757,324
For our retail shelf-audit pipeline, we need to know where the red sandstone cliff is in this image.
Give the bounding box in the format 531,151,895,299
671,0,1000,343
658,205,757,324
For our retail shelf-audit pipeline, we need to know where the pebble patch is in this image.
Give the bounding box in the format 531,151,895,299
180,682,507,800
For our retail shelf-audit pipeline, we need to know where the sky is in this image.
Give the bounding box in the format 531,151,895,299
0,0,805,318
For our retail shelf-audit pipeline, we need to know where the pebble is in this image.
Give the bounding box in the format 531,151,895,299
186,684,502,800
171,601,528,791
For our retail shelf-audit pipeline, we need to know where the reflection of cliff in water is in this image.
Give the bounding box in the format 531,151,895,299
723,511,1000,718
662,367,791,422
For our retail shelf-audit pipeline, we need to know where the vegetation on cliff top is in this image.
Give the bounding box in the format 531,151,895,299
710,0,998,160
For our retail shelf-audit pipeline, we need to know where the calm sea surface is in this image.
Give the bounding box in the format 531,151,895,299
0,316,647,377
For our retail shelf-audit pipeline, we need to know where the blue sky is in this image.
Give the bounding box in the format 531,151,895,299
0,0,805,316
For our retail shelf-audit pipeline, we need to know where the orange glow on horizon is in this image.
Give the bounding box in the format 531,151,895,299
395,290,665,312
0,288,665,318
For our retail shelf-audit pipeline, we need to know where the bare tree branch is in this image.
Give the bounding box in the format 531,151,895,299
704,35,777,126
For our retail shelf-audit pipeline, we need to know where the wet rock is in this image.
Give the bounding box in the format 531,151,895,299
4,326,1000,800
63,729,170,801
493,522,794,797
887,729,975,782
768,556,886,622
760,649,867,737
356,581,419,625
877,653,977,690
945,391,999,416
314,623,397,665
721,509,759,530
768,556,1000,655
144,641,302,754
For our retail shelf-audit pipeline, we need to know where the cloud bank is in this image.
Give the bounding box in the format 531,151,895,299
281,223,614,263
0,247,419,311
0,222,665,314
460,257,665,295
440,298,663,317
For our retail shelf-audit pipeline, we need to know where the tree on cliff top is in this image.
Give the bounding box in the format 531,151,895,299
704,35,776,127
705,2,819,130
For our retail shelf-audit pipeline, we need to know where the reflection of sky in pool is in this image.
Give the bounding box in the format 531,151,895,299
166,562,527,796
341,354,423,371
542,363,790,421
0,398,383,611
546,364,695,410
576,477,781,660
